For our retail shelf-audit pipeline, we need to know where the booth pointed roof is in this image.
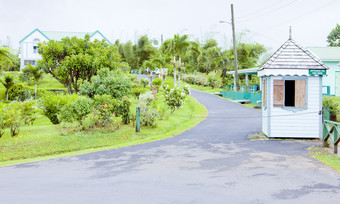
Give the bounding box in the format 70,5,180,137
258,39,327,71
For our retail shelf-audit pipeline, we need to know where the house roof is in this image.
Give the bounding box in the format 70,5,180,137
258,38,328,71
307,47,340,61
19,28,112,44
227,67,258,75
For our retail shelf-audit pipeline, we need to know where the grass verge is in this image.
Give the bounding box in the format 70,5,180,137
308,145,340,174
0,96,207,166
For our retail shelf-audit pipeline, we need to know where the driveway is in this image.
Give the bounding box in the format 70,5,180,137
0,90,339,204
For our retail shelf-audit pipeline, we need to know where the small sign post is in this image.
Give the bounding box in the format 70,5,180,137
309,70,326,75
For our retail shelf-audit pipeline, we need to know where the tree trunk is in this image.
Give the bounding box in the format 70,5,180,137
6,91,8,101
178,56,181,87
35,83,37,99
173,55,176,87
67,84,73,94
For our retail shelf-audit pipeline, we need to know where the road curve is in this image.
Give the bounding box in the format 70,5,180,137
0,89,339,204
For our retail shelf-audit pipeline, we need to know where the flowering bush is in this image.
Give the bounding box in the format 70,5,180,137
140,108,159,127
139,91,154,109
163,85,190,113
117,96,131,124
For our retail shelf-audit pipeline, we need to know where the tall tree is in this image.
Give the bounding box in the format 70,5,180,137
327,24,340,47
135,35,156,69
173,34,189,87
22,63,43,99
37,35,120,93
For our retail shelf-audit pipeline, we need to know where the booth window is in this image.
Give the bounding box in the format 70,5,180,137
33,46,38,54
273,79,306,108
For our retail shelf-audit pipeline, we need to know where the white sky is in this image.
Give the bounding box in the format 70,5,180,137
1,0,339,53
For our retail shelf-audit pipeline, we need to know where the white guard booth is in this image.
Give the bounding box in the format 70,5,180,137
258,38,328,138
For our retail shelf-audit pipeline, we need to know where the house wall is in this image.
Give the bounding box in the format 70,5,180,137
267,76,322,138
20,31,48,70
321,61,340,96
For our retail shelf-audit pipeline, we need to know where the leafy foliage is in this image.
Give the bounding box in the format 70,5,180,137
117,96,131,124
60,96,94,125
0,47,19,72
323,96,339,116
39,93,79,124
163,85,190,113
79,68,132,99
140,78,149,88
327,24,340,47
37,35,120,93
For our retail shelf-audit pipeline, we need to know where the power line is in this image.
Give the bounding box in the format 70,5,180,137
236,21,281,43
239,0,298,22
238,0,290,20
259,0,338,32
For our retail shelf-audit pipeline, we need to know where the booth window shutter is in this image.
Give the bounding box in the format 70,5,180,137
295,80,306,108
273,80,284,107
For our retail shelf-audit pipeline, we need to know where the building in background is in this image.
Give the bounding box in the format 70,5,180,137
18,28,111,70
307,47,340,96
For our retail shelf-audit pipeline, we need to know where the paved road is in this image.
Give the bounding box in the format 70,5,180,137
1,90,340,204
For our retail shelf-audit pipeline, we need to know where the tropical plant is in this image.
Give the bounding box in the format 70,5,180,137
163,85,189,113
0,47,19,72
60,96,94,125
21,63,43,99
1,75,15,101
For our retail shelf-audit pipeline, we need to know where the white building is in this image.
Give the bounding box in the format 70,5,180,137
19,28,111,70
258,38,328,138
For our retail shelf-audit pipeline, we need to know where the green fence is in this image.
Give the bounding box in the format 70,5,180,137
221,85,261,105
323,107,340,154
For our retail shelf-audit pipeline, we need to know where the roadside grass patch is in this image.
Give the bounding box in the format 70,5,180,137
308,145,340,173
248,132,268,140
0,95,207,166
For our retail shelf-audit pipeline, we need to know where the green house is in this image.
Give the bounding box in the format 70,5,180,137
307,47,340,96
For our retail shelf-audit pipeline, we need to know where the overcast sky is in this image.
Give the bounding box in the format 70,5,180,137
1,0,339,53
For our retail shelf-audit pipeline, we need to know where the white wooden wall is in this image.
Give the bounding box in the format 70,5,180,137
266,76,322,138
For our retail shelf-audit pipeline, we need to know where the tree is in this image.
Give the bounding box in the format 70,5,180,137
37,35,120,94
22,63,43,99
0,75,15,101
135,35,156,69
0,47,19,73
327,24,340,47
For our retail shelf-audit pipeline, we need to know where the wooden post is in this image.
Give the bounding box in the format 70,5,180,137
136,107,140,132
231,4,239,91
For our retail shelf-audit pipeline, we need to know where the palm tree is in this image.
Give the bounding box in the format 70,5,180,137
173,34,189,87
0,47,18,72
0,75,14,101
24,63,43,99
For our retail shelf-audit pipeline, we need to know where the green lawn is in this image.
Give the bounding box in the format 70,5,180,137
308,145,340,173
0,95,207,166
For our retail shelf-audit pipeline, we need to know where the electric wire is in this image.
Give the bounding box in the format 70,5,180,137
237,0,285,20
258,0,338,32
238,0,298,22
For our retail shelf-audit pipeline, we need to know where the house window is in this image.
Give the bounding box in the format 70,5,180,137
33,46,38,54
24,60,35,66
273,79,306,108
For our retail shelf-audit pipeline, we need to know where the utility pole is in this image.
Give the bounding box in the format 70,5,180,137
231,4,239,91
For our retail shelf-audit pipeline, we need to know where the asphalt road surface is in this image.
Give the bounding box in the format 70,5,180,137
0,90,339,204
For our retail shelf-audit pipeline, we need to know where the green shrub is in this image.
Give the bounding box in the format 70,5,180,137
60,96,94,125
20,100,40,125
8,83,32,101
82,110,120,130
152,78,162,90
140,108,159,127
139,91,154,109
117,96,131,124
132,87,148,98
140,78,149,88
0,102,23,136
163,85,189,113
79,68,132,99
93,94,118,115
39,93,79,124
323,96,339,116
207,72,222,88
